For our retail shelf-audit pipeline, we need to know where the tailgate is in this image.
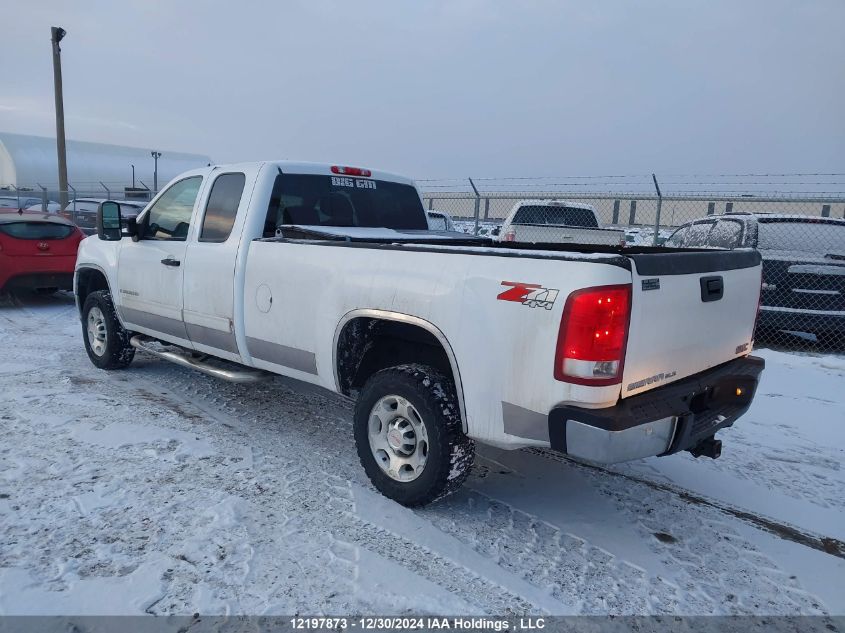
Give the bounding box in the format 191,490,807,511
622,249,762,398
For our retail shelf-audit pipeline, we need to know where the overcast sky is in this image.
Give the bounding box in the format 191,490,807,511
2,0,843,180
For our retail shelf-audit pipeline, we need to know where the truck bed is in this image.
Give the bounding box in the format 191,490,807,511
271,224,751,262
263,224,762,403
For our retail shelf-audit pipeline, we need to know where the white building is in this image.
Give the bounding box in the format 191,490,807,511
0,132,212,194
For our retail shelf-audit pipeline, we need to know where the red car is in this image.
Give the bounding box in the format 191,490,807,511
0,211,86,293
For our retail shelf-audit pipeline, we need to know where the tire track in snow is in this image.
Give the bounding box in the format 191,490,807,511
526,448,845,561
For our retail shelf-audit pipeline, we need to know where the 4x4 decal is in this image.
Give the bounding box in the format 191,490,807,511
497,281,560,310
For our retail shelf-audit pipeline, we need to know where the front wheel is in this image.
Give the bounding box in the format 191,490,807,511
353,364,475,507
81,290,135,369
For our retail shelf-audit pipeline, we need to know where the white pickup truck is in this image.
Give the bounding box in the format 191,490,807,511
74,161,764,506
497,200,626,246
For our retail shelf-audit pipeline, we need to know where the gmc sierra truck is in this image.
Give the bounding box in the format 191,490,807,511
74,161,764,506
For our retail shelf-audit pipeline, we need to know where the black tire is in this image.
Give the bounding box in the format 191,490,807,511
353,364,475,507
81,290,135,369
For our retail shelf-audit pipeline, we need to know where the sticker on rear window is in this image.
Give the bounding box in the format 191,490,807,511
331,176,377,190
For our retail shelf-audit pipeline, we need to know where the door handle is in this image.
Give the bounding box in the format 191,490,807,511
160,257,181,267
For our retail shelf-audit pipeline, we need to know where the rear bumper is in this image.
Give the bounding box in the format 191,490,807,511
1,272,74,291
548,355,765,464
758,305,845,335
0,255,77,292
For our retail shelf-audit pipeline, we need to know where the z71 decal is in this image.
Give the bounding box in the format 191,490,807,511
497,281,560,310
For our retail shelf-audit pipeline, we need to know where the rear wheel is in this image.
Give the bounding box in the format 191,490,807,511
82,290,135,369
353,364,474,506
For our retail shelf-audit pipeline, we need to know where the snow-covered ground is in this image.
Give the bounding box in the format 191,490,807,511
0,292,843,616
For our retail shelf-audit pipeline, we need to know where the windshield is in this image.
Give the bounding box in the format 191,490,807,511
757,219,845,254
512,205,598,227
265,174,426,234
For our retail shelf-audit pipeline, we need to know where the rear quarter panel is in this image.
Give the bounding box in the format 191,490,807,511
242,242,631,448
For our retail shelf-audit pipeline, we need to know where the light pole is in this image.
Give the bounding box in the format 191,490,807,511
51,26,69,210
151,151,161,192
131,164,135,188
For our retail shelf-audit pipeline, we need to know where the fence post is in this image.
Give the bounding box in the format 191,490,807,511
725,202,733,214
821,204,831,218
484,197,490,220
707,202,715,215
612,199,620,224
628,200,637,225
427,198,433,210
468,177,481,235
37,183,48,212
651,174,663,246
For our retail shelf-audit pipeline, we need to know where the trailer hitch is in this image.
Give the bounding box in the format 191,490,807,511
688,436,722,459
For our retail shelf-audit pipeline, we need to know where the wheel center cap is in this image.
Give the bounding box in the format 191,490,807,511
387,429,404,449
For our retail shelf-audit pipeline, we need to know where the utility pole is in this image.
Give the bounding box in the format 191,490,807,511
51,26,69,210
151,151,161,192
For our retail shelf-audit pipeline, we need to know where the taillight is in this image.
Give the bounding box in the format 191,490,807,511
504,230,516,242
554,284,632,385
331,165,371,177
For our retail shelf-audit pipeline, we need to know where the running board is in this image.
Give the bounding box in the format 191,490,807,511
130,335,270,384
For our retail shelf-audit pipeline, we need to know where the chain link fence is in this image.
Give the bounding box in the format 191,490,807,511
421,174,845,353
0,183,156,232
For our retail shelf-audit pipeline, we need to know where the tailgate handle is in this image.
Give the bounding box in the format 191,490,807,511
700,276,723,302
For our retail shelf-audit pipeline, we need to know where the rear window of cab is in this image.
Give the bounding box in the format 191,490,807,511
512,205,598,227
0,222,76,240
264,173,427,235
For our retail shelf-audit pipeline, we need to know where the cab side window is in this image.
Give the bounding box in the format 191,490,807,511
142,176,203,241
684,221,716,247
707,219,743,249
200,173,246,243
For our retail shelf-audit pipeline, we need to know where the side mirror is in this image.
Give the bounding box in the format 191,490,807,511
97,201,122,241
491,227,500,236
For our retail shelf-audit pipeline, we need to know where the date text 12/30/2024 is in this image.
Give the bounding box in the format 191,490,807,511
290,617,546,630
